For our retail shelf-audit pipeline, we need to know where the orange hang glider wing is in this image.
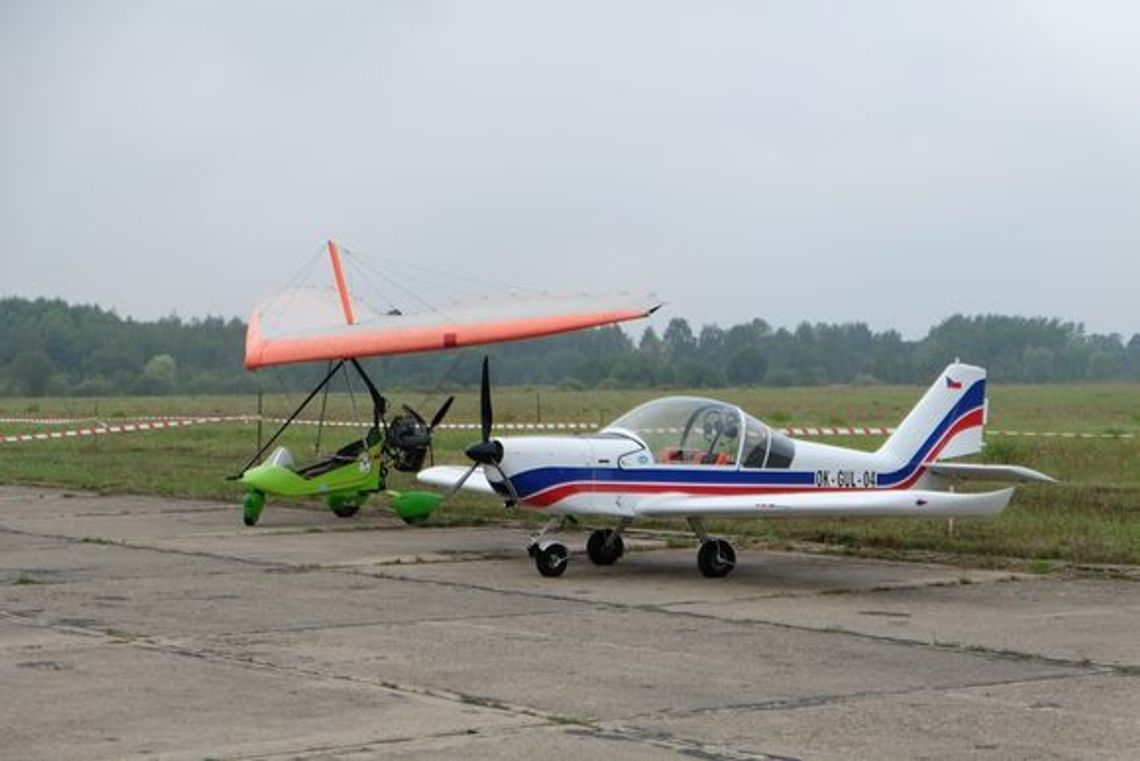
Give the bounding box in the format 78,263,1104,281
244,287,661,369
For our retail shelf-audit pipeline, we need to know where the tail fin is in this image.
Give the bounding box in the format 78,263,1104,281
879,362,987,465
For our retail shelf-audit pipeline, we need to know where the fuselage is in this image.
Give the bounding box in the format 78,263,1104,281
412,363,1035,578
483,389,985,517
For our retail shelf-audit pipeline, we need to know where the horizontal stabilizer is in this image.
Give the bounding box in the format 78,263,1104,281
635,488,1015,520
927,462,1055,483
417,465,496,495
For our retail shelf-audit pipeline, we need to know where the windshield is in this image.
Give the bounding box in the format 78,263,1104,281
605,397,743,466
605,396,795,468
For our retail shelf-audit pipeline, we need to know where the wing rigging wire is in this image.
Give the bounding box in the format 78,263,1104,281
340,247,445,318
367,251,544,298
338,245,549,321
264,244,327,324
406,349,466,420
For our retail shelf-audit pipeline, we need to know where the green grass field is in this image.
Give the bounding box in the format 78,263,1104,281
2,383,1138,566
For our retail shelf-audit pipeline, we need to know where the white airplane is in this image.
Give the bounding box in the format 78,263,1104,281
419,359,1054,577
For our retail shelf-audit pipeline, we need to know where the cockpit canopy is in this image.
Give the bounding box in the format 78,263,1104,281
602,396,795,469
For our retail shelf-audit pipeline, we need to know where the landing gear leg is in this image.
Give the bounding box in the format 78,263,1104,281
687,517,736,578
526,516,567,556
587,518,630,566
527,516,570,577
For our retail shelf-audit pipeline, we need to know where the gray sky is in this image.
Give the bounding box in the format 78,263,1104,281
2,0,1138,339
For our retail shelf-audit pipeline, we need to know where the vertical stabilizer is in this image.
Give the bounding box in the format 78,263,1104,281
879,362,987,465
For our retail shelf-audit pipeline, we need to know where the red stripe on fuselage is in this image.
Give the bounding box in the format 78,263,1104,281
524,481,808,507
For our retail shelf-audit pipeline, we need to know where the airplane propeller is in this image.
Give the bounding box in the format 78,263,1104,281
385,394,457,521
401,395,455,435
464,356,503,467
399,395,456,465
447,356,517,504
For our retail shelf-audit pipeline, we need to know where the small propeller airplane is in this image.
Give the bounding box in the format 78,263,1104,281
419,358,1055,578
232,240,660,526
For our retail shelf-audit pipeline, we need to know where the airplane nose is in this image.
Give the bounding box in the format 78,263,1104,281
465,439,503,465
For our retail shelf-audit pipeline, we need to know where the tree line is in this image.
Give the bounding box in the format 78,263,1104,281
1,296,1137,397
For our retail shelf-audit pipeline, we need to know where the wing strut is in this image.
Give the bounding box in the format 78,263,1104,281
230,358,388,480
349,358,386,430
229,359,347,478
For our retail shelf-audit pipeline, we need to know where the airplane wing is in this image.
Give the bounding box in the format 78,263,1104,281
416,465,497,495
245,287,661,369
926,462,1055,483
634,488,1015,520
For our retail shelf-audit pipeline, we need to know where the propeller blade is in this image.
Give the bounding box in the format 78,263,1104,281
429,395,454,430
401,403,427,426
480,356,493,442
489,463,520,506
445,462,481,498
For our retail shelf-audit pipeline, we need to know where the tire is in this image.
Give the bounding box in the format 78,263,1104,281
535,542,569,577
697,539,736,578
331,503,360,518
242,491,265,527
328,494,361,518
586,529,624,566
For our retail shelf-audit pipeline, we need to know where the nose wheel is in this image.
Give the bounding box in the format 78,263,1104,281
527,518,629,577
533,541,569,577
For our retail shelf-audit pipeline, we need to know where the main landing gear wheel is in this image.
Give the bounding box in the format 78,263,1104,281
697,539,736,578
586,529,624,566
327,494,363,518
242,491,265,527
534,542,569,577
331,503,360,518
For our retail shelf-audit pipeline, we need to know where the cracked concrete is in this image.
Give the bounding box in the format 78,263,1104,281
1,486,1138,759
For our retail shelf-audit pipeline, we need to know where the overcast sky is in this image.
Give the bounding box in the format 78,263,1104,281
2,1,1138,339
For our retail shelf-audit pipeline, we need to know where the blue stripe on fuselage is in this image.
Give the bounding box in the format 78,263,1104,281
509,465,815,498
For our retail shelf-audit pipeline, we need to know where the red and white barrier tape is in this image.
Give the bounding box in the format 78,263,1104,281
781,426,890,437
987,430,1135,439
0,414,234,425
2,417,1134,444
0,417,98,425
1,416,232,444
